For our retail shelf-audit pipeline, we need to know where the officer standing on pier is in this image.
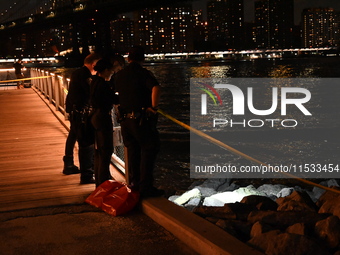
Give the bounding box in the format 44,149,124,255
115,46,164,198
90,56,125,187
13,58,24,89
64,53,101,184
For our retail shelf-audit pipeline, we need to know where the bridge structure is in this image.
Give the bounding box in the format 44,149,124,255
0,0,191,30
0,0,190,59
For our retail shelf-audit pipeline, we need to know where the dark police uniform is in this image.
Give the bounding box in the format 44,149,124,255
65,66,95,183
115,62,160,195
13,61,24,88
90,75,117,187
13,62,23,76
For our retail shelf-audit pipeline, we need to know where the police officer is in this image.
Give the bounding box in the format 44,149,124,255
90,57,124,187
115,46,163,198
13,58,24,89
64,53,101,184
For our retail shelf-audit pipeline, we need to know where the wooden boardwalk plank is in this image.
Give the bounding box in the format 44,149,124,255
0,89,95,212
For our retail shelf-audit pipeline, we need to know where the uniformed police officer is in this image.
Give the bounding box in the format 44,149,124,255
115,46,164,198
64,53,101,184
90,57,124,187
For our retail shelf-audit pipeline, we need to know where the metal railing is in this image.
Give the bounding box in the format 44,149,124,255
30,68,126,172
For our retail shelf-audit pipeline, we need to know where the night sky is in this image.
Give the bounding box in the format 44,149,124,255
1,0,340,24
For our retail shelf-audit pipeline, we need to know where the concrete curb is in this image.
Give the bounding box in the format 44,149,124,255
142,197,264,255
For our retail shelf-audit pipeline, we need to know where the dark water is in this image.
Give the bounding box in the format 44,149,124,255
51,57,340,192
144,57,340,191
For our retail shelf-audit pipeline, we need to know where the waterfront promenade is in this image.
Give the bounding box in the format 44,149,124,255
0,87,264,255
0,88,196,255
0,88,94,211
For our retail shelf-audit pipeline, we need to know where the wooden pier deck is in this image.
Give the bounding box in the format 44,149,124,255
0,88,95,212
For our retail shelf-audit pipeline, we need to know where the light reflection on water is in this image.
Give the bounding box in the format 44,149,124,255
143,57,340,128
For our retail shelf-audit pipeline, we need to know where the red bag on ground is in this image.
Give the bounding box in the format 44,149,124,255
85,180,140,216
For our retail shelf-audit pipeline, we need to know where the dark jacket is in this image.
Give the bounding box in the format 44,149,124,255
90,75,116,113
65,66,92,113
114,62,159,113
13,62,23,74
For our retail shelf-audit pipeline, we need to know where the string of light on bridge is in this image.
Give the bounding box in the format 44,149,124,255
0,0,54,24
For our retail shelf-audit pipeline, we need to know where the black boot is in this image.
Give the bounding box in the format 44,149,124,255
79,145,95,184
62,156,80,175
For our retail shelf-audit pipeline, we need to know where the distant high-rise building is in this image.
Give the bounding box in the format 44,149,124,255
255,0,294,49
193,10,209,51
135,4,194,53
111,17,135,54
302,8,339,48
207,0,244,50
243,22,257,49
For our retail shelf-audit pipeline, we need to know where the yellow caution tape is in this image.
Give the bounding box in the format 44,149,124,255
0,76,52,83
158,109,340,194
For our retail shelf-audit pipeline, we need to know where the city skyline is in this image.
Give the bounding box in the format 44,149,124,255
0,0,339,57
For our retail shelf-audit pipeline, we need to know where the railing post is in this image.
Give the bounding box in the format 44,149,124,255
43,70,47,98
30,69,34,87
62,77,70,119
34,69,39,90
34,69,38,89
40,70,45,94
47,71,53,105
33,69,37,87
37,69,41,90
55,74,61,112
45,71,48,98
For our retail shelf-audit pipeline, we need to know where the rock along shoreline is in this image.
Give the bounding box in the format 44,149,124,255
169,179,340,255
